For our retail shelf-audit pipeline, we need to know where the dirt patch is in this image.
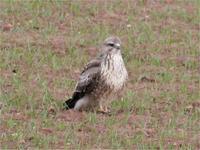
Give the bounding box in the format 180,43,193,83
56,110,86,122
85,46,98,57
1,23,13,31
40,128,54,135
1,109,29,121
49,36,67,55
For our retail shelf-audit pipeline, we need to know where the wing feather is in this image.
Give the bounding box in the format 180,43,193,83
74,57,102,96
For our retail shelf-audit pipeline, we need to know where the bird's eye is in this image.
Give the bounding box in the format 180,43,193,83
107,43,115,47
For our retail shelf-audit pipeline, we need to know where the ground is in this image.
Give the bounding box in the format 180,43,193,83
0,0,200,149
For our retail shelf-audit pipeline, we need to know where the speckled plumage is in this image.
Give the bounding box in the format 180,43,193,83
64,36,128,111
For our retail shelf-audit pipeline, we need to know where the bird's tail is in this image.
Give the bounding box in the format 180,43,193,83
63,92,84,110
63,98,77,110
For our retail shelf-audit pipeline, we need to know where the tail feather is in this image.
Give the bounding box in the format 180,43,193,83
64,98,77,109
64,92,85,110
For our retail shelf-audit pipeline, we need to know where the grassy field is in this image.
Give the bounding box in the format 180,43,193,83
0,0,200,149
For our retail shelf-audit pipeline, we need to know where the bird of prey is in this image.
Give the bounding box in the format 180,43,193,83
64,36,128,112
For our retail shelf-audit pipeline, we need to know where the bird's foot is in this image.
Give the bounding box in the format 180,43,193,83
97,105,111,115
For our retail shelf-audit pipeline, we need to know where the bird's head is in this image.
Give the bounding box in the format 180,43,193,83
101,36,122,55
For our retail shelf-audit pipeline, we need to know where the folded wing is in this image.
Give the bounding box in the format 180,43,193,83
64,57,102,109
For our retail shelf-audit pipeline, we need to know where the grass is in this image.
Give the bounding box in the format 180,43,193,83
0,0,200,149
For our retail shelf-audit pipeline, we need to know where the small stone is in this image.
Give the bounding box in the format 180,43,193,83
127,24,131,28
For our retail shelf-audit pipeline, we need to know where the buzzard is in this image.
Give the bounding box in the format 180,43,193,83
64,36,128,112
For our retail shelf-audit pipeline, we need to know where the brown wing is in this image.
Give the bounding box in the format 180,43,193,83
64,57,102,109
75,57,101,93
69,56,102,102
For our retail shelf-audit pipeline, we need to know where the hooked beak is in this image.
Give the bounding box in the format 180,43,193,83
115,43,120,49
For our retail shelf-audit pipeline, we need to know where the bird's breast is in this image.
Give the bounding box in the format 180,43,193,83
101,53,128,91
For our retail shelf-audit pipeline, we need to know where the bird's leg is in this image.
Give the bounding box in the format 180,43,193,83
104,106,109,113
98,103,104,112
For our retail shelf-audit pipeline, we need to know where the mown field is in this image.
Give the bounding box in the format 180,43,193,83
0,0,200,149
